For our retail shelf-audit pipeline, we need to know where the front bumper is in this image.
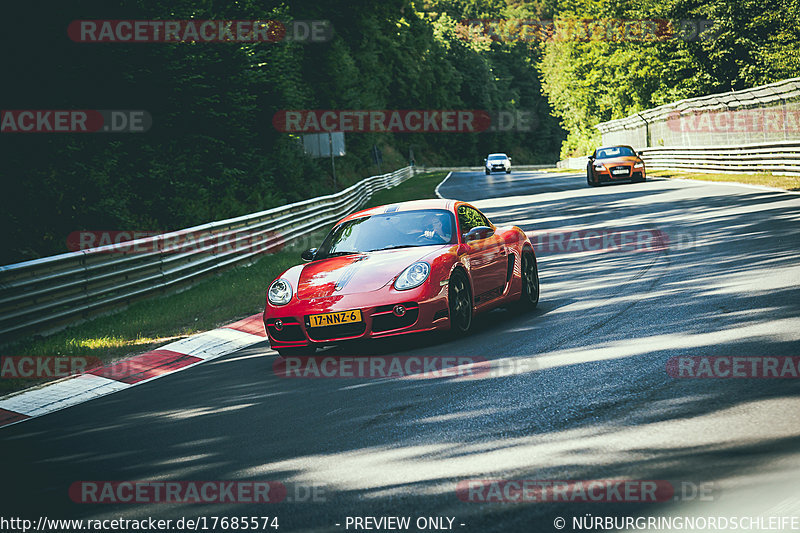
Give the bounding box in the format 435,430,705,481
263,282,450,349
592,164,645,182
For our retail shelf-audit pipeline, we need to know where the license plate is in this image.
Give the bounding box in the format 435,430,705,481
612,169,628,175
309,310,362,328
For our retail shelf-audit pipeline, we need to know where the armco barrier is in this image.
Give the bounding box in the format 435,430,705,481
0,166,415,341
639,141,800,175
558,141,800,176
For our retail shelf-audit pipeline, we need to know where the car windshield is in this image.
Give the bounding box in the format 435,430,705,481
315,209,457,259
596,146,635,158
488,155,507,160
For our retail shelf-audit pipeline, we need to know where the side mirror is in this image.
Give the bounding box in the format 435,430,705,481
483,158,487,162
638,151,644,156
508,157,512,161
301,248,317,261
588,155,595,161
462,226,495,242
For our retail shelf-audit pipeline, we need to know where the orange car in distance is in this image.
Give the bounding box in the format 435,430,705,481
587,145,646,186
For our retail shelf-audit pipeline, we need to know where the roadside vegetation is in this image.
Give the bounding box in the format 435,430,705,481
6,1,799,264
536,0,800,158
2,0,565,265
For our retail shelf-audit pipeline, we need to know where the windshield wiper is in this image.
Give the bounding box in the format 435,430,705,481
322,251,361,258
371,245,416,252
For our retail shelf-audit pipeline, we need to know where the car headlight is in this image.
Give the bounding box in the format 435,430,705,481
394,262,430,291
594,164,605,171
634,162,644,169
268,278,293,305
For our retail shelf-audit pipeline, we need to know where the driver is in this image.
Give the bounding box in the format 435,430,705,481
421,213,451,242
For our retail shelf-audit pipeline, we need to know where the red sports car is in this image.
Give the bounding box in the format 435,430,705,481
263,199,539,356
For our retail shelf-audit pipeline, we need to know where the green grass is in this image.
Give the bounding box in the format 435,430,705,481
0,171,447,396
366,169,449,205
649,169,800,191
535,167,582,173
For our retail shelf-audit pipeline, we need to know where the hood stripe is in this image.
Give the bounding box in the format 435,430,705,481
334,256,366,291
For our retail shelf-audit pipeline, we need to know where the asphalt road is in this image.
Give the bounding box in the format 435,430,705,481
4,170,800,532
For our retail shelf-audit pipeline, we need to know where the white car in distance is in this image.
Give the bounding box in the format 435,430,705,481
484,153,511,175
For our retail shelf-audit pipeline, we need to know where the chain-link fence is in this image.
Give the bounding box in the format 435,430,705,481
597,78,800,148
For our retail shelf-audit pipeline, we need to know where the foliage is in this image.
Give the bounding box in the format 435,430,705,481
537,0,800,157
1,0,564,264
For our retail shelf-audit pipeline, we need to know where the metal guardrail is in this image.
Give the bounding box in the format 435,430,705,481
640,141,800,175
0,166,415,341
556,141,800,176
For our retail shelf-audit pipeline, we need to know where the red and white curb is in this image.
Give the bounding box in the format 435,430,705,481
0,314,267,429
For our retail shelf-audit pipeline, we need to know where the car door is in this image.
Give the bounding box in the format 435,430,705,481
456,204,508,304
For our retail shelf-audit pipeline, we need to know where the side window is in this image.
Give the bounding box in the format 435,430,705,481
457,205,490,234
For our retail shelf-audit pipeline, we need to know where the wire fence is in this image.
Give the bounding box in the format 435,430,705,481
597,77,800,148
550,78,800,175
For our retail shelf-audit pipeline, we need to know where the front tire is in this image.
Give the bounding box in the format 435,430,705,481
518,250,540,309
485,169,491,175
506,169,511,174
448,269,473,334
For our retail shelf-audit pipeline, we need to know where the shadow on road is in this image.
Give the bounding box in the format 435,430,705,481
3,172,799,531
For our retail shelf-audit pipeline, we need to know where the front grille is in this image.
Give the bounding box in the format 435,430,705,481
306,321,366,341
610,165,630,177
